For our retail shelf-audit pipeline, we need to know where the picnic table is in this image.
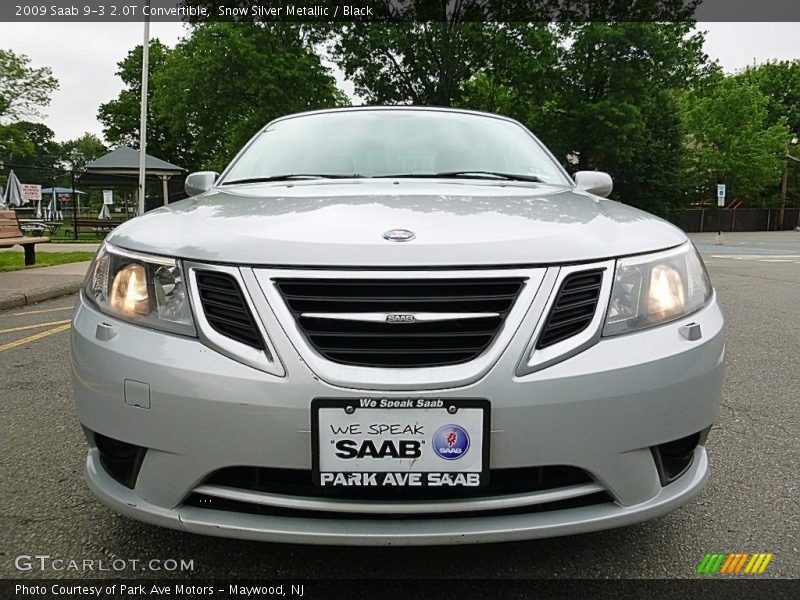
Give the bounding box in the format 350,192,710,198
73,218,124,237
19,219,63,236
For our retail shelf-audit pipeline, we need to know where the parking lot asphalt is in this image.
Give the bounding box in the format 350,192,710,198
0,237,798,580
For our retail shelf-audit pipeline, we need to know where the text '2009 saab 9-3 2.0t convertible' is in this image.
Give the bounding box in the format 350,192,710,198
71,107,724,545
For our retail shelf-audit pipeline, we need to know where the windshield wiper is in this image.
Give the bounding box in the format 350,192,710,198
374,171,543,183
223,173,362,185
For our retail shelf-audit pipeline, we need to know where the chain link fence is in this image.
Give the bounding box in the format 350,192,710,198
674,208,800,233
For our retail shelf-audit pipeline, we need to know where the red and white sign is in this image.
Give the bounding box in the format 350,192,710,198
20,184,42,201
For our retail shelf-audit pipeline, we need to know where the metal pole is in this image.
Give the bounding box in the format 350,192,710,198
137,0,151,216
71,170,78,240
779,141,789,230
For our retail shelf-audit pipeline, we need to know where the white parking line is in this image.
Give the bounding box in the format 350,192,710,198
708,254,800,263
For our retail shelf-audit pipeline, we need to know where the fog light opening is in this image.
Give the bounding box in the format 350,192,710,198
651,430,706,486
94,432,147,489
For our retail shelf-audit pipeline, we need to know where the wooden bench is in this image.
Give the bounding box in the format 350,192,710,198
73,219,123,238
0,210,49,266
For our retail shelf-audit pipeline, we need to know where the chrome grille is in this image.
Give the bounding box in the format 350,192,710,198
274,278,526,368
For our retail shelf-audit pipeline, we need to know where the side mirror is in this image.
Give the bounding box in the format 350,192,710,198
574,171,613,198
185,171,218,197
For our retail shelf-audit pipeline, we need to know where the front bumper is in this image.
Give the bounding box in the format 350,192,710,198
71,283,725,545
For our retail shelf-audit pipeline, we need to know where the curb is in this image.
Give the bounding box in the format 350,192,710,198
0,282,82,311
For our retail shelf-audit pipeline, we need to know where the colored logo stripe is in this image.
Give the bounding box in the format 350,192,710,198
697,553,773,574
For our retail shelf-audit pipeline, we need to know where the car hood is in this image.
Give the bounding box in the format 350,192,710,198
108,180,687,267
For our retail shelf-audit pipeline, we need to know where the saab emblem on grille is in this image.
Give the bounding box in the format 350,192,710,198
383,228,416,242
386,314,416,323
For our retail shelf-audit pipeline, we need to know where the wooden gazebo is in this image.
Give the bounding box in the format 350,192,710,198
82,146,185,208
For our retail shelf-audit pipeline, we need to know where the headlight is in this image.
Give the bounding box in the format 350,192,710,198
604,243,712,336
84,243,196,336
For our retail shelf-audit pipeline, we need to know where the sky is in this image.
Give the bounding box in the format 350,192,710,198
0,21,798,142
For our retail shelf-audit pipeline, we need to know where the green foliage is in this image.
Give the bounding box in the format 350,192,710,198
544,22,707,171
58,133,107,170
680,76,789,202
0,121,57,166
97,25,345,172
152,23,346,172
97,40,178,162
460,22,707,213
0,122,60,189
321,21,506,106
736,60,800,138
457,23,563,120
0,49,58,122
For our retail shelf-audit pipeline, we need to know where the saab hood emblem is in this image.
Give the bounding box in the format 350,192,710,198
383,228,416,242
386,314,416,323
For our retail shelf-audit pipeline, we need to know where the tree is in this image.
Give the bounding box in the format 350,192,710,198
322,21,506,106
97,40,178,161
680,76,789,203
151,23,346,171
737,60,800,138
58,133,107,170
0,121,57,164
457,23,563,121
0,49,58,122
548,22,709,171
97,25,345,172
460,20,710,213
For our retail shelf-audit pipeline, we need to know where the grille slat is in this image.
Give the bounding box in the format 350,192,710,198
275,277,525,368
536,270,604,349
299,316,502,336
307,329,498,338
311,334,493,352
282,293,520,302
283,298,516,313
196,271,265,350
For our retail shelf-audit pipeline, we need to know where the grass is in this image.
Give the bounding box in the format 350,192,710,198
0,251,96,272
50,232,106,242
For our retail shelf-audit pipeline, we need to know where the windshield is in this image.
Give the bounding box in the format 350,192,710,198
222,110,570,185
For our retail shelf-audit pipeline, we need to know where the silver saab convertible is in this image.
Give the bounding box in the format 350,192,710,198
71,107,724,545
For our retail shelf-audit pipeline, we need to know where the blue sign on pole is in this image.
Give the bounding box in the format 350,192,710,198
716,184,726,207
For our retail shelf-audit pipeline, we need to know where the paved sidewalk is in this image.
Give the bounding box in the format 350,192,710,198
0,261,91,310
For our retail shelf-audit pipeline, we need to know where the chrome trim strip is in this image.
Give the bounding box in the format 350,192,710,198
193,482,605,515
300,312,500,323
516,260,615,376
184,262,285,377
104,242,177,266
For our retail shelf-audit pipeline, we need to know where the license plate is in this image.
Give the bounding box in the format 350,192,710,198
312,398,489,489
